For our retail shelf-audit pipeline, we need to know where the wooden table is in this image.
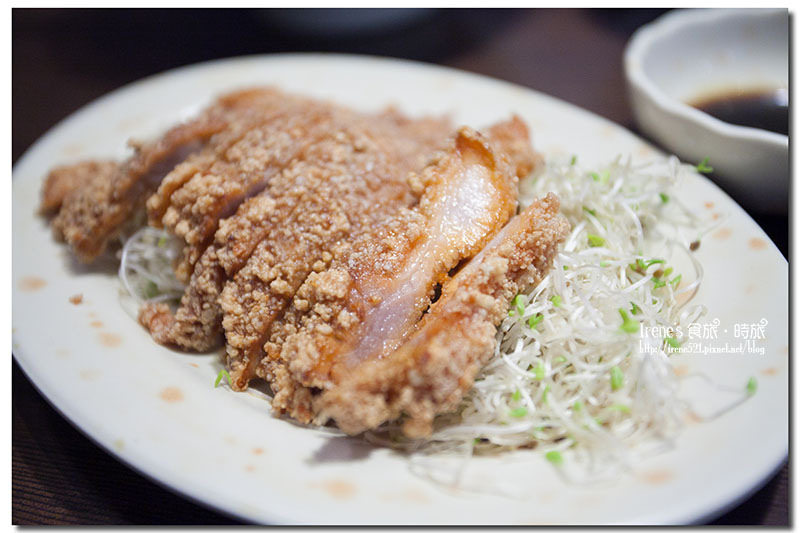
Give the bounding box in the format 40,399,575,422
12,8,788,525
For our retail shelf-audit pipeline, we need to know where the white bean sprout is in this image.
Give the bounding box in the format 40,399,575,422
366,154,722,484
118,226,185,312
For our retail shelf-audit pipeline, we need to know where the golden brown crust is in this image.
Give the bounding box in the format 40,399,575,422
263,122,533,424
156,99,347,281
141,96,451,358
486,114,542,179
220,118,451,389
45,88,297,264
49,109,225,262
146,87,289,224
271,127,518,394
138,245,226,351
317,193,570,436
40,160,118,215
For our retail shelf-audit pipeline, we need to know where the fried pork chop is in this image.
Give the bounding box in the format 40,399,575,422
141,102,452,357
318,194,569,436
47,89,290,263
40,87,568,437
260,126,523,422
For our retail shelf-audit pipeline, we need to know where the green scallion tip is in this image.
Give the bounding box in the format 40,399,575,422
665,336,680,349
144,280,159,299
590,170,610,184
510,293,525,317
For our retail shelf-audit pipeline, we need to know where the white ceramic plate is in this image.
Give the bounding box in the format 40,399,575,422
12,54,788,525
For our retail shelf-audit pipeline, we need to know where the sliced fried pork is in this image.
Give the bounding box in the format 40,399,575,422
46,88,287,262
486,115,542,179
146,87,290,223
317,193,570,436
219,121,445,389
140,244,226,351
41,85,563,437
155,99,351,282
40,160,118,215
141,107,452,356
212,109,454,277
261,126,522,422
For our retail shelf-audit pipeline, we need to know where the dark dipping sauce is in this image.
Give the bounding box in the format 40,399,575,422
689,88,788,136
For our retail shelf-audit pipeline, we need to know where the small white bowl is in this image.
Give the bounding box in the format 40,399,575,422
625,8,788,214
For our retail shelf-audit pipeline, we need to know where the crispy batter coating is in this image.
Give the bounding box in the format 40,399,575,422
317,193,570,436
264,126,520,422
156,97,350,282
139,245,226,351
141,99,451,359
50,123,215,261
45,89,285,262
486,115,543,179
146,87,291,224
40,160,118,215
212,109,453,277
220,117,451,389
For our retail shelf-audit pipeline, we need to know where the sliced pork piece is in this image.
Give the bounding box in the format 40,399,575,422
212,110,453,277
264,126,521,422
40,160,118,215
317,193,570,436
141,107,452,356
146,87,290,223
46,89,288,262
156,99,351,281
219,123,435,390
140,244,226,351
486,115,542,179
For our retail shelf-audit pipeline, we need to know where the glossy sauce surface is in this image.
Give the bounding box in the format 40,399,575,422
689,88,788,136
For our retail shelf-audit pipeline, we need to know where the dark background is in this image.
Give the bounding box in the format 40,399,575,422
12,8,789,525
